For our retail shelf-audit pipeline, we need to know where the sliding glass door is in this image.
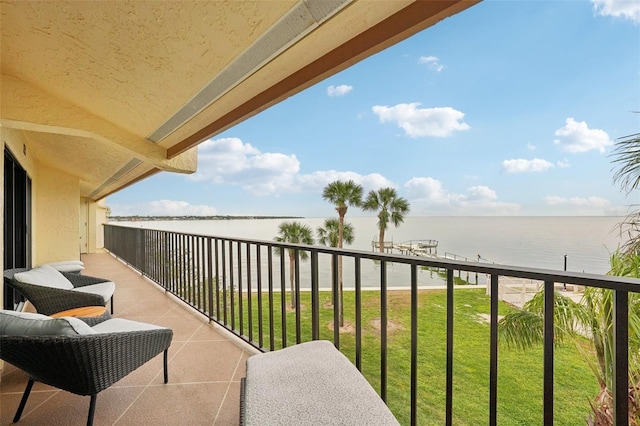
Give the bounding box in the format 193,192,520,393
4,148,31,309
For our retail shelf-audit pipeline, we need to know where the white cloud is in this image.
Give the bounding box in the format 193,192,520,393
372,103,470,138
556,159,571,168
189,137,400,197
527,143,537,151
502,158,555,173
404,177,453,204
467,185,497,201
327,84,353,97
110,200,217,216
545,195,610,209
190,137,300,195
297,170,394,193
419,55,444,72
404,177,520,215
553,118,613,153
592,0,640,23
545,196,565,206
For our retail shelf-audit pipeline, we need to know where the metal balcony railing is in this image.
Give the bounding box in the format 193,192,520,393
104,224,639,426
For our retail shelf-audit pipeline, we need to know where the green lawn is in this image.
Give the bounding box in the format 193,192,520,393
221,288,599,425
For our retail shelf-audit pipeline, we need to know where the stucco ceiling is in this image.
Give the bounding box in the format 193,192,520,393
0,0,478,200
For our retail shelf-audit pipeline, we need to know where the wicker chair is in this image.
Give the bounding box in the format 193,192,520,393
0,310,173,426
4,266,115,315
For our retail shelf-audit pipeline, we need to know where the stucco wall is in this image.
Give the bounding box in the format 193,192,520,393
3,127,104,269
86,197,107,253
34,164,81,264
4,128,82,264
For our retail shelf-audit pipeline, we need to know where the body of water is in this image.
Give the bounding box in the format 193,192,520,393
116,216,626,278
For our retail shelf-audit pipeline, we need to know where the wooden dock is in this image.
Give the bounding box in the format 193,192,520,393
371,239,439,256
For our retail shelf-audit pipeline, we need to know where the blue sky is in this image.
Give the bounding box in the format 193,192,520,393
108,0,640,218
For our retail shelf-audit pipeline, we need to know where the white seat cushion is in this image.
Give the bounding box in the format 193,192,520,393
46,263,84,273
45,260,84,267
92,318,168,333
72,281,115,300
14,265,74,290
0,310,95,335
44,260,84,273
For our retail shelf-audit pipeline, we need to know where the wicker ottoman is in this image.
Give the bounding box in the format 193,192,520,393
241,340,399,425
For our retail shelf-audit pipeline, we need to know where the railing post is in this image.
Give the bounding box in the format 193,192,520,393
380,260,388,403
489,274,499,426
311,251,319,341
446,268,454,426
215,238,221,320
355,256,362,371
256,245,263,348
230,241,236,331
294,249,301,344
280,250,287,348
247,243,253,343
543,280,554,426
237,242,243,336
207,238,214,321
189,235,195,305
180,234,186,300
613,289,629,426
410,264,418,426
268,246,275,351
222,240,227,325
332,253,339,348
198,237,205,310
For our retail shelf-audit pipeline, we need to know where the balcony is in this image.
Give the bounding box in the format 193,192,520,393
1,252,250,425
2,224,639,425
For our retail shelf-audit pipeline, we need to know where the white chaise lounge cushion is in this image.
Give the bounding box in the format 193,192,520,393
45,260,85,273
0,310,95,335
46,260,84,267
92,318,169,334
13,265,74,290
72,281,115,300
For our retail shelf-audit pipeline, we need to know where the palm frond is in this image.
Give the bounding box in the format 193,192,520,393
499,310,544,350
611,132,640,195
362,186,410,243
317,218,354,247
573,338,607,390
499,289,584,349
521,289,587,336
273,221,314,260
322,180,363,208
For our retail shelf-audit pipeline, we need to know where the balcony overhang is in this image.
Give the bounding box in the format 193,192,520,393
0,0,479,200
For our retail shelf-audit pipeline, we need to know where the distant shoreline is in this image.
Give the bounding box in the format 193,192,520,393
108,215,304,222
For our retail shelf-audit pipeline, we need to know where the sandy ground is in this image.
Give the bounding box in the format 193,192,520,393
498,283,584,308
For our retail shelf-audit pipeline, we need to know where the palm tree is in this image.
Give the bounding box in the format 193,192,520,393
611,131,640,256
322,180,363,326
362,187,410,253
274,221,314,309
499,250,640,424
317,218,354,307
317,218,355,248
596,125,640,424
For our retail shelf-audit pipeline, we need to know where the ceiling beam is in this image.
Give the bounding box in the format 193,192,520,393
2,74,197,174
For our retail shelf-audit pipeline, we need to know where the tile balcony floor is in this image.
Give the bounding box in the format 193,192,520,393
1,253,255,425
